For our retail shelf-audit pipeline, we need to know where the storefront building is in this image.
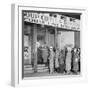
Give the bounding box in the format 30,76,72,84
23,11,80,77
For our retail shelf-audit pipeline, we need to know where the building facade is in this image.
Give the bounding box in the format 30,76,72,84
23,11,80,77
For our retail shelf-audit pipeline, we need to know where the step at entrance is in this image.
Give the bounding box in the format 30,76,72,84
24,64,49,74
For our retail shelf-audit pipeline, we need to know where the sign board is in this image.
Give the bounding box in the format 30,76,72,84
24,12,80,31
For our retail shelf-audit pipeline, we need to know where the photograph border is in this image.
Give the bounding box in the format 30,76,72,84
11,4,87,87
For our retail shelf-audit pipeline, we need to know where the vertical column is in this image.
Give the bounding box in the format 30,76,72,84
33,24,37,72
55,27,58,49
45,28,48,45
57,30,61,50
28,26,31,64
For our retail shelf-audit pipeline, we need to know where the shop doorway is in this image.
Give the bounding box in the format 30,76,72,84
36,25,55,72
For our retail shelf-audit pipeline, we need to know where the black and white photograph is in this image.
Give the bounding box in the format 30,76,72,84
0,0,89,88
10,2,88,87
22,9,81,78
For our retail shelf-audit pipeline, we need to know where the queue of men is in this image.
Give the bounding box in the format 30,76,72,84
37,45,80,75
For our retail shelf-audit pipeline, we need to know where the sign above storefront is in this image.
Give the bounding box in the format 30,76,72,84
24,12,80,31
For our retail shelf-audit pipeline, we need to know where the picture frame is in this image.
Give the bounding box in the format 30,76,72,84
11,3,87,87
